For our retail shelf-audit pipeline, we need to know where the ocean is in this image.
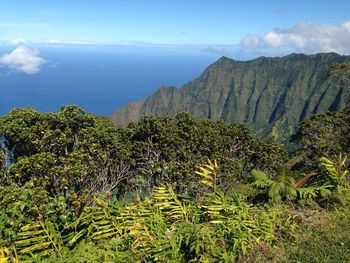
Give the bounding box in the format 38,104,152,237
0,45,219,116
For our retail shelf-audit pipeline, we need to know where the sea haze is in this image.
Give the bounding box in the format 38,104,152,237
0,45,219,116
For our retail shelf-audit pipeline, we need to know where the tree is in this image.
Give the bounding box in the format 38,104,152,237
126,112,287,195
291,107,350,170
0,105,132,196
329,62,350,84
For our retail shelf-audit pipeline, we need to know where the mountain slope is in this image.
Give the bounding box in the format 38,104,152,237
112,53,350,141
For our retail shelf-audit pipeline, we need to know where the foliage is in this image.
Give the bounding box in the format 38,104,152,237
0,245,19,263
329,62,350,83
319,154,350,205
16,219,63,259
250,168,298,201
11,180,288,261
0,105,131,195
0,182,89,243
127,112,287,195
291,107,350,170
239,207,350,263
1,105,349,262
0,182,52,241
46,238,131,263
195,159,218,191
286,208,350,263
152,185,190,222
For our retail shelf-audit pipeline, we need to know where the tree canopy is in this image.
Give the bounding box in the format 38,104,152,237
0,105,131,195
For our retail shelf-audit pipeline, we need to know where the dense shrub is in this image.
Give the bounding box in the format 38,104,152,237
0,105,132,195
126,112,287,195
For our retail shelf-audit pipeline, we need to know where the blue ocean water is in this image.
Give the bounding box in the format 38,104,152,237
0,45,219,116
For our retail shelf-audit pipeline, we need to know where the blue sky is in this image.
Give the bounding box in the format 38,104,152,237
1,0,349,45
0,0,350,75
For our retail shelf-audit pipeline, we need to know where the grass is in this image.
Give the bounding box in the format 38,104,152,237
239,204,350,263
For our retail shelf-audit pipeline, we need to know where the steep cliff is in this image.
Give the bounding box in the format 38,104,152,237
112,53,350,141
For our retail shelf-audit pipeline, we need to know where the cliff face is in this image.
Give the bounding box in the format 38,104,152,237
112,53,350,140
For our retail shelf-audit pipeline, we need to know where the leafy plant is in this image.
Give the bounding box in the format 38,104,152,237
320,153,350,204
15,219,63,259
320,154,349,187
152,185,189,222
250,168,297,201
0,246,19,263
195,159,219,191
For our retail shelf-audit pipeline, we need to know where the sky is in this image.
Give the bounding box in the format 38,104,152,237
0,0,350,74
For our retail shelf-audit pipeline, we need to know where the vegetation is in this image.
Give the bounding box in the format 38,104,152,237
113,53,350,143
292,106,350,170
1,104,350,262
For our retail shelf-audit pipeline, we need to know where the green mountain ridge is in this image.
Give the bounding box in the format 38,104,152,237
112,53,350,141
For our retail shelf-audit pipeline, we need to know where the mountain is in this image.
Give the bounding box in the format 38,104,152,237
112,53,350,142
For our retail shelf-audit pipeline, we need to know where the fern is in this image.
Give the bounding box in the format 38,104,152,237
127,221,153,250
214,194,279,256
226,183,257,197
195,159,218,190
152,185,189,222
118,197,153,228
251,168,299,201
0,247,11,263
118,198,154,251
201,191,226,224
297,186,319,200
67,198,122,246
320,154,349,188
0,246,19,263
251,169,273,189
15,219,62,259
320,154,350,204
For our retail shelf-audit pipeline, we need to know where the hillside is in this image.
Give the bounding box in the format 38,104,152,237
112,53,350,142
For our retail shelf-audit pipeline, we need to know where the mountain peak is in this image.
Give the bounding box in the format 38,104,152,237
112,53,350,141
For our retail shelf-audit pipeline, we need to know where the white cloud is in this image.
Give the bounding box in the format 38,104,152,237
344,20,350,31
0,46,45,74
9,38,26,45
202,46,230,56
41,39,94,45
240,35,261,48
240,19,350,54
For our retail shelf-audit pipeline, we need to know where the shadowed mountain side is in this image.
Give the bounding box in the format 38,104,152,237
112,53,350,142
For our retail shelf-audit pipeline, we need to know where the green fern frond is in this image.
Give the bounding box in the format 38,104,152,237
117,198,154,246
251,169,274,190
152,185,189,222
320,154,350,189
118,197,153,224
195,159,218,190
268,182,285,200
226,184,256,197
295,183,334,200
201,191,226,224
251,169,270,182
0,246,19,263
67,201,122,246
119,199,156,250
16,219,62,259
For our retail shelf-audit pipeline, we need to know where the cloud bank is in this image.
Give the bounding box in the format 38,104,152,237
240,20,350,54
202,46,230,56
0,46,45,74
